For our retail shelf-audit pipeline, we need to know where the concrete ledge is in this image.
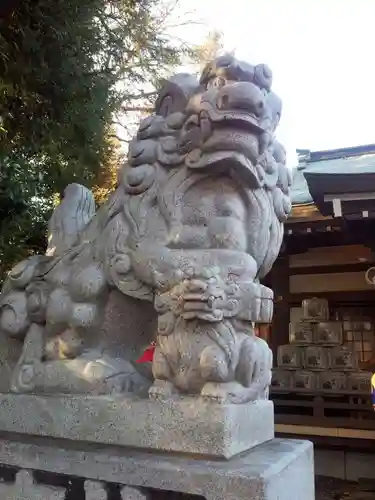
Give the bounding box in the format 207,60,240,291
276,423,375,440
314,449,375,481
0,436,315,500
0,393,274,459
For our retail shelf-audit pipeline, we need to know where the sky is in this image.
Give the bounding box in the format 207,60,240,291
174,0,375,168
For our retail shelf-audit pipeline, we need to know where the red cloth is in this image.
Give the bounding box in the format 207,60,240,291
136,345,155,363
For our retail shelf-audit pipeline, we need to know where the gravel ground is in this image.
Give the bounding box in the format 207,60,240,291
316,477,373,500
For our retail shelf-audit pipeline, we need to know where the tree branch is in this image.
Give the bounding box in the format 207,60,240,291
108,134,131,143
121,105,153,113
111,120,124,127
123,90,158,100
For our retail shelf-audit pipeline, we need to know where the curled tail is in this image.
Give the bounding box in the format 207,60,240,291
46,183,95,256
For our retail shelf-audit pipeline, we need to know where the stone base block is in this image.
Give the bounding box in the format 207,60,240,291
0,436,315,500
0,393,274,459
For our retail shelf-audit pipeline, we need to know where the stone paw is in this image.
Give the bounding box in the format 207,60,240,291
201,381,247,404
148,379,176,400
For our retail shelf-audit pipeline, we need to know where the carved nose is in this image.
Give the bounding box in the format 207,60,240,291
216,82,266,117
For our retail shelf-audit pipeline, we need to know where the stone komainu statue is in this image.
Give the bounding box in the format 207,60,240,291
0,55,291,403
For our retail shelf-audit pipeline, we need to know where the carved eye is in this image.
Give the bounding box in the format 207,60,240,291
207,76,226,89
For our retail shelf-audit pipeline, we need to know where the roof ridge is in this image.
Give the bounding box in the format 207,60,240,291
297,144,375,163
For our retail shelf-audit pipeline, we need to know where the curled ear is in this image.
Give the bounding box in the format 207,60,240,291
154,73,199,117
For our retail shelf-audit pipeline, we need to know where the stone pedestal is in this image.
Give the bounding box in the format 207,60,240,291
0,393,315,499
0,435,314,500
0,393,274,459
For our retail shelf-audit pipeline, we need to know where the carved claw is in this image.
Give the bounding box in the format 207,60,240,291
201,381,255,404
149,379,177,400
201,382,229,403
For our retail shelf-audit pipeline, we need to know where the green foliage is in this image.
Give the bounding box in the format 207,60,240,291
0,0,191,281
0,155,53,280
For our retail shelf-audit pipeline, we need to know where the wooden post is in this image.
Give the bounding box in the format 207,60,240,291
268,256,290,365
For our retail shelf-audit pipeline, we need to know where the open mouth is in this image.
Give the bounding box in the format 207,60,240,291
201,125,260,163
178,107,269,190
209,111,264,133
181,109,264,143
185,150,264,189
199,109,265,138
180,110,263,160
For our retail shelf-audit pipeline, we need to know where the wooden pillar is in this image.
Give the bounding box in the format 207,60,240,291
268,255,290,365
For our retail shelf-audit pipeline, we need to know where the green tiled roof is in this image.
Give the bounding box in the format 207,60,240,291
291,153,375,206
